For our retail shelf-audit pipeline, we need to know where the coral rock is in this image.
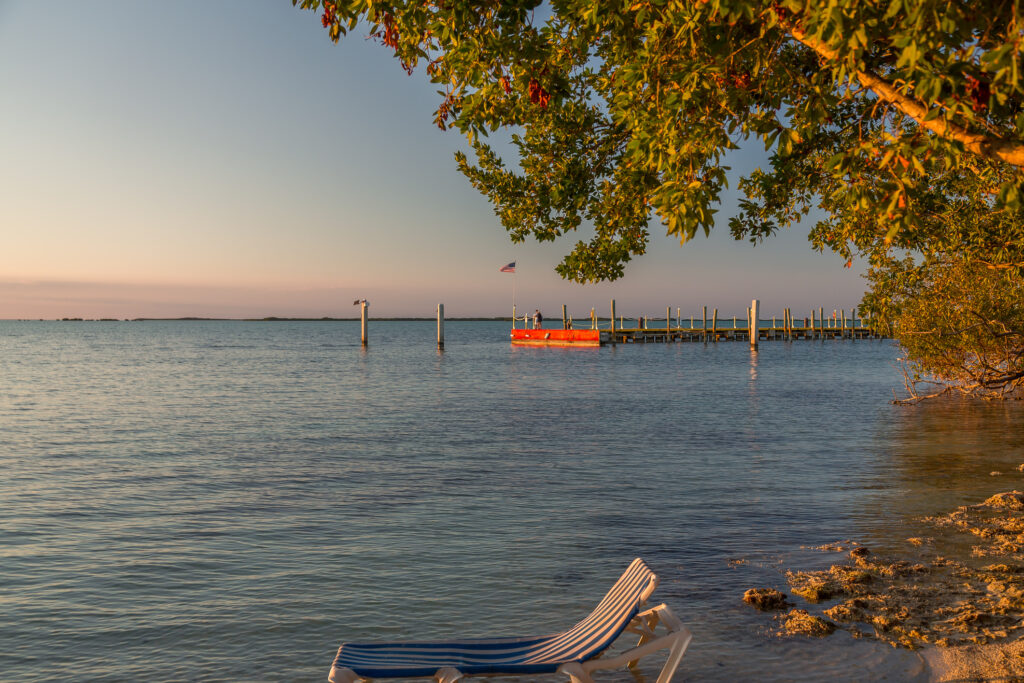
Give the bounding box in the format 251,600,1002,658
982,491,1024,510
780,609,836,637
743,588,791,610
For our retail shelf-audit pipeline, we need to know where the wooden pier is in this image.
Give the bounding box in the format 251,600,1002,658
511,300,885,347
512,323,880,346
605,323,880,344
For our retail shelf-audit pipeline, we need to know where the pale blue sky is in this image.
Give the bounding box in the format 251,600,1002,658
0,0,865,319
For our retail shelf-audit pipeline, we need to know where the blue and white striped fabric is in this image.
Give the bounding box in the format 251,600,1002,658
331,558,657,679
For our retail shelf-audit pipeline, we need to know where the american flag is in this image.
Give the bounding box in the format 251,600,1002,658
499,262,516,273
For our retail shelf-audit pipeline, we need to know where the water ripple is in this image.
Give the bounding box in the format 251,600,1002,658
3,321,1017,681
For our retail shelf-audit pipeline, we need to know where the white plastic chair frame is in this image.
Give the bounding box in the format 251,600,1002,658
329,577,692,683
560,602,692,683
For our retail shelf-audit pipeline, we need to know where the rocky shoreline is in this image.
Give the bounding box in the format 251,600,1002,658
745,489,1024,679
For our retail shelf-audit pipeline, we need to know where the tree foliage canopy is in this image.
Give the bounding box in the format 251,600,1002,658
298,0,1024,281
869,257,1024,399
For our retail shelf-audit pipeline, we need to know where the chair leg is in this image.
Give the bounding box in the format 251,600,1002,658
628,613,658,668
328,666,364,683
655,627,693,683
557,661,596,683
434,666,464,683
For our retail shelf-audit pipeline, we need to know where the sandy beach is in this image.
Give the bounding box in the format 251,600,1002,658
924,639,1024,682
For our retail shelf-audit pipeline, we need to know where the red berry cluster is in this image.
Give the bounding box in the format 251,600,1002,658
381,13,399,49
710,71,751,89
321,2,336,28
965,74,990,113
435,100,451,129
528,78,550,107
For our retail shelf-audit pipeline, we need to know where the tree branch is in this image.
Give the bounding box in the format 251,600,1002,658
786,26,1024,167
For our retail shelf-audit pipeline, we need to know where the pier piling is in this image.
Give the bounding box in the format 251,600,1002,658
610,299,617,342
750,299,759,350
437,303,444,349
360,300,368,347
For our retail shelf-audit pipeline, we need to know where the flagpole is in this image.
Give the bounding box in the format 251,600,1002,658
512,268,517,329
500,261,518,328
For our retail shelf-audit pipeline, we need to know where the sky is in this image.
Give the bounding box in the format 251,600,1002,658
0,1,868,319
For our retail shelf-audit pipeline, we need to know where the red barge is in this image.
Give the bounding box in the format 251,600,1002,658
510,328,607,347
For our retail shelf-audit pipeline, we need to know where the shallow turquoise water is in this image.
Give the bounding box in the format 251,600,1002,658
3,320,1023,681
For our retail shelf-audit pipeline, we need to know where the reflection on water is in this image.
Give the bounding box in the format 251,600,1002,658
890,399,1024,490
857,399,1024,554
1,322,1020,681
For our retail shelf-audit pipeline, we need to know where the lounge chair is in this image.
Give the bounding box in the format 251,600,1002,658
328,558,691,683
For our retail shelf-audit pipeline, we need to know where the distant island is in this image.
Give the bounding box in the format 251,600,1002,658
45,317,520,322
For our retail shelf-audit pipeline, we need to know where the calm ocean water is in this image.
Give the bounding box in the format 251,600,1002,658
3,320,1023,682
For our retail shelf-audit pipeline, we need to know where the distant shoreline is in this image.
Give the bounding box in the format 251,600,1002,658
5,317,524,322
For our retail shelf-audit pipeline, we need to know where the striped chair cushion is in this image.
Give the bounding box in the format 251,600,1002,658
333,558,657,679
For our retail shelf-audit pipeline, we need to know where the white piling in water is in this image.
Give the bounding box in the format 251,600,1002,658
437,303,444,349
360,300,368,347
750,299,760,350
610,299,617,343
